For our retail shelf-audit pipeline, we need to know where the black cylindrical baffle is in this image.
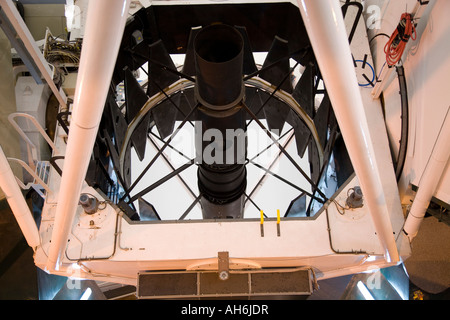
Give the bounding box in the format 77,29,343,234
194,24,247,219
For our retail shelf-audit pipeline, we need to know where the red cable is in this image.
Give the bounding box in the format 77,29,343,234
384,13,416,67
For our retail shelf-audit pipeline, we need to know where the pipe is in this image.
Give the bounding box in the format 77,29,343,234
403,108,450,242
0,146,40,249
45,0,131,272
297,0,400,263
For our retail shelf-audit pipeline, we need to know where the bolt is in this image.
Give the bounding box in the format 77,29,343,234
353,186,363,200
79,193,99,214
346,186,364,209
219,271,229,281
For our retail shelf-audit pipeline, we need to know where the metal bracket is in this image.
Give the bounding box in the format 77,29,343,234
277,209,281,237
218,251,229,281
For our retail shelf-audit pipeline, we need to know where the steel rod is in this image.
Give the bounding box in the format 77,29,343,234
149,130,193,162
148,134,198,201
128,159,195,203
178,194,202,220
298,0,400,262
403,108,450,242
245,130,295,207
250,160,325,204
45,0,132,272
242,103,328,201
122,102,199,199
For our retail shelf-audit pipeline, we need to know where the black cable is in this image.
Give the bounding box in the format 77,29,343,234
395,65,409,182
369,32,391,45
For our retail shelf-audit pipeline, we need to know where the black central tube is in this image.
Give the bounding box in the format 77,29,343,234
194,24,247,219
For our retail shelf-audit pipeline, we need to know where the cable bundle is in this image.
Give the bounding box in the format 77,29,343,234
384,12,416,67
44,34,82,65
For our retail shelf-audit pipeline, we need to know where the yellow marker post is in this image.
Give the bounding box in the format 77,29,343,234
260,210,264,237
277,209,281,237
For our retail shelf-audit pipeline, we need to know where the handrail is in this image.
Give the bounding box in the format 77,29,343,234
8,112,59,155
0,146,40,249
7,157,51,198
8,113,38,168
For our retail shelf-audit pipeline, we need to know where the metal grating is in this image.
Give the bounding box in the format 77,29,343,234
137,268,312,299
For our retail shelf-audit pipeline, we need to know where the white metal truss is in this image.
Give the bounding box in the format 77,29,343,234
7,0,449,293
